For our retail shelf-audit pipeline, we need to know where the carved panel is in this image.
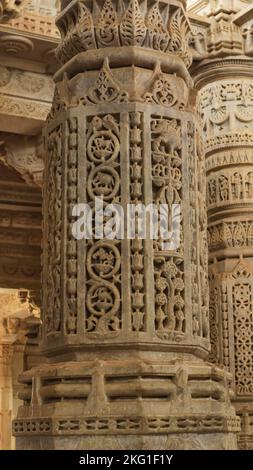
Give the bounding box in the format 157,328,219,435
151,115,185,341
129,112,146,332
43,125,63,334
207,168,253,208
85,114,122,335
232,264,253,395
199,80,253,154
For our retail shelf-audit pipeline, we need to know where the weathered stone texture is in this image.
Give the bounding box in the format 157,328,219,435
13,0,239,450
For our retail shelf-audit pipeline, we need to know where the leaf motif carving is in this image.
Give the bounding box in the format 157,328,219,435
76,2,96,50
146,2,169,52
167,8,182,53
120,0,147,46
234,222,246,247
167,8,192,67
96,0,120,47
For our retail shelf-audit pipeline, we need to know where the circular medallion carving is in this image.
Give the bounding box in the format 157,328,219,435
87,242,120,281
87,130,119,163
86,283,120,317
87,165,119,200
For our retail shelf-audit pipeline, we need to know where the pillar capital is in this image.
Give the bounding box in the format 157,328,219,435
55,0,192,82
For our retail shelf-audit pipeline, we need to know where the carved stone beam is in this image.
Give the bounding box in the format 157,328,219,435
0,133,44,187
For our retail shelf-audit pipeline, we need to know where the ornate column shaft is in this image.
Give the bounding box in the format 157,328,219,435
14,0,239,450
192,0,253,450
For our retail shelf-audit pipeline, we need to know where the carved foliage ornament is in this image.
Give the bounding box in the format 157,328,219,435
208,220,253,251
151,115,185,341
55,0,192,68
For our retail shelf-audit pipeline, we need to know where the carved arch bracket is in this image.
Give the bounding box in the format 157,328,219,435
0,133,44,187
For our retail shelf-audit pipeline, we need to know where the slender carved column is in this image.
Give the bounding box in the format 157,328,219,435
191,0,253,450
14,0,239,450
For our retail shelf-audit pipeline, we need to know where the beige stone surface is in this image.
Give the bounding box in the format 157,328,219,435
12,0,240,450
191,0,253,450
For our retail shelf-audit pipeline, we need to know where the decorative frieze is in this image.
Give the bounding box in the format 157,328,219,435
0,65,54,100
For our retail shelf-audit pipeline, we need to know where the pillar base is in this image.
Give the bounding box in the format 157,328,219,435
16,432,237,451
14,356,240,450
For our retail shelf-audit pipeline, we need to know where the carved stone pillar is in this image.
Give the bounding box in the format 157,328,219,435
191,1,253,450
14,0,239,450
